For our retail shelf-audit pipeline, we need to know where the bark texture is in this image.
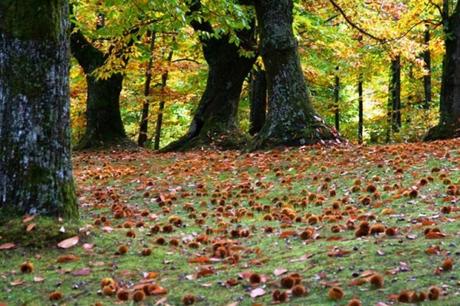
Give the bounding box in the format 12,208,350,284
138,32,156,147
162,0,256,151
334,67,340,132
0,0,78,218
251,0,340,149
70,16,130,149
389,56,402,133
249,66,267,135
358,75,364,144
426,3,460,140
154,49,174,150
423,26,432,110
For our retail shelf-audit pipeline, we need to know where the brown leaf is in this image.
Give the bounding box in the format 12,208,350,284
279,230,297,238
188,256,211,264
57,254,80,263
26,223,36,232
72,268,91,276
57,236,79,249
273,268,288,276
10,279,24,286
22,215,35,223
0,243,16,250
250,287,265,298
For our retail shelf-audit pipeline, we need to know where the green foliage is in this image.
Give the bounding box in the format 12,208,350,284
70,0,448,147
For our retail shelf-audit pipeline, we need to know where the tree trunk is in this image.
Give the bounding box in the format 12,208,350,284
426,3,460,140
0,0,78,218
154,48,174,150
251,0,340,149
70,16,130,149
334,66,340,132
249,65,267,135
389,55,402,135
138,31,156,147
423,25,432,110
358,75,364,144
162,0,256,151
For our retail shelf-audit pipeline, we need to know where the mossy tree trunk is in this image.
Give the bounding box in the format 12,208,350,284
162,0,256,151
70,15,130,149
249,65,267,136
426,2,460,140
251,0,340,149
0,0,78,218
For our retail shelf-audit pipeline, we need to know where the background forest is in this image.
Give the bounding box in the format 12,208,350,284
69,0,446,149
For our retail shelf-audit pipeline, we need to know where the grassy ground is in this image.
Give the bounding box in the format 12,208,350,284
1,140,460,305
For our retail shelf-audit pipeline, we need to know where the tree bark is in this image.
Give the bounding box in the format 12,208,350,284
358,74,364,144
154,48,174,150
423,25,432,110
251,0,340,149
426,2,460,140
70,14,130,149
334,66,340,132
0,0,78,218
249,65,267,135
138,31,156,147
162,0,256,151
389,55,402,135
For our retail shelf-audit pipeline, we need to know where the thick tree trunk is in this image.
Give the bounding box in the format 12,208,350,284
426,4,460,140
138,31,156,147
162,0,256,151
358,75,364,144
154,49,174,150
0,0,78,218
70,18,130,149
249,65,267,135
251,0,340,149
423,26,432,110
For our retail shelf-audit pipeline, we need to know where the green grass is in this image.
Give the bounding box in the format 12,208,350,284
1,140,460,305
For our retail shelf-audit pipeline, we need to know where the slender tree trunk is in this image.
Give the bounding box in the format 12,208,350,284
358,74,364,144
154,48,174,150
0,0,78,218
249,65,267,135
423,25,432,110
70,14,130,149
389,56,402,133
334,66,340,132
252,0,340,149
426,2,460,140
138,31,156,147
162,0,256,151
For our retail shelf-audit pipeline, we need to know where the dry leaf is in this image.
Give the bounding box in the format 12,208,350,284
57,236,79,249
250,287,265,298
0,243,16,250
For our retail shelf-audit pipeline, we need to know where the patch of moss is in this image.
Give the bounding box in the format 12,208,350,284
0,216,80,248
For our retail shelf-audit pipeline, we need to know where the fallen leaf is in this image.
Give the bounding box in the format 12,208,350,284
10,279,24,286
273,268,288,276
250,287,265,298
57,236,79,249
0,243,16,250
26,223,36,232
33,276,45,283
72,268,91,276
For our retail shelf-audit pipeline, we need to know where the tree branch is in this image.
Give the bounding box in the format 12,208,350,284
328,0,385,42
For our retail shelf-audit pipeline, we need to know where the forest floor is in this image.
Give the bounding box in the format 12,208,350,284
1,140,460,305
